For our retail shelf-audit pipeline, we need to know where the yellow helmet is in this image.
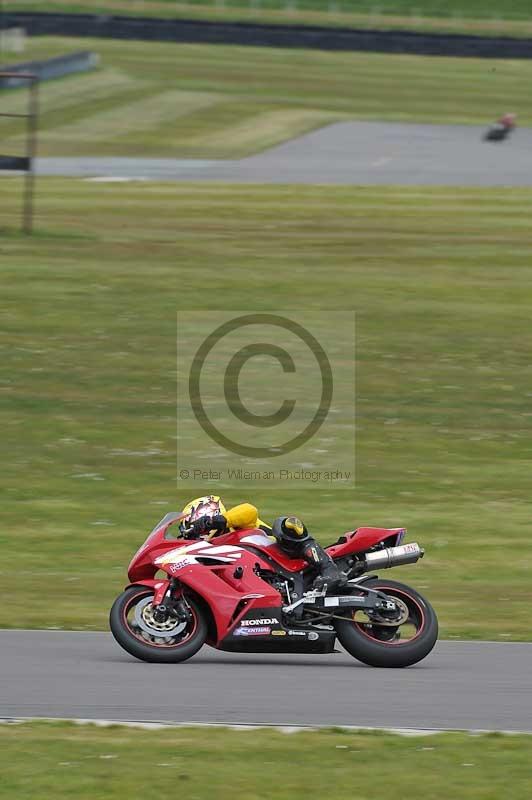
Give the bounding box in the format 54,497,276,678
180,495,226,534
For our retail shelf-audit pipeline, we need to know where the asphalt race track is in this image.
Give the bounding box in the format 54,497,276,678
1,631,532,731
34,121,532,186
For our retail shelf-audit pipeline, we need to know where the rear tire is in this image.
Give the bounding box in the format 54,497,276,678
109,586,207,663
335,579,438,668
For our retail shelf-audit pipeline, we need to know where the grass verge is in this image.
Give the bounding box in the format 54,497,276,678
1,178,532,637
1,722,532,800
1,37,532,161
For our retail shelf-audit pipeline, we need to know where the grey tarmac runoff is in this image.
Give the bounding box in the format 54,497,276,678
32,121,532,186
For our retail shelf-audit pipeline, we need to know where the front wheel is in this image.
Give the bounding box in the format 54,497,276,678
334,579,438,668
109,586,207,663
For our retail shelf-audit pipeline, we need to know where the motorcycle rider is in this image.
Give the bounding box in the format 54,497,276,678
179,495,345,591
483,112,516,142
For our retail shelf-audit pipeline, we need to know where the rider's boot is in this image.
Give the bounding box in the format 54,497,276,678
303,540,346,592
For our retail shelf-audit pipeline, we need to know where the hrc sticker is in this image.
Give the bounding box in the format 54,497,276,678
168,559,192,573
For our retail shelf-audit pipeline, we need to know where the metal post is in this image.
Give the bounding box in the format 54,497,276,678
23,75,38,234
0,0,4,66
0,71,39,234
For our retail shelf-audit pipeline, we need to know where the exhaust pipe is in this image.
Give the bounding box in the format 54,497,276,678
363,542,424,571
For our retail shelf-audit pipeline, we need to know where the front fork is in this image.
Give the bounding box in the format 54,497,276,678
152,578,191,624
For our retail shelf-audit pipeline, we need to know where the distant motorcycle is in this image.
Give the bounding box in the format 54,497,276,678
110,513,438,668
483,113,516,142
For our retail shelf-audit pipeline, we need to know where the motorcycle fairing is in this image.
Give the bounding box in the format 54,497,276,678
129,518,406,580
125,578,171,606
220,629,336,654
154,540,246,569
326,527,406,559
218,605,336,654
129,534,283,645
176,565,283,645
127,512,185,580
223,528,309,573
221,527,407,570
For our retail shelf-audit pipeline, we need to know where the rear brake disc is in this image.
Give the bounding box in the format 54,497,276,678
364,597,409,626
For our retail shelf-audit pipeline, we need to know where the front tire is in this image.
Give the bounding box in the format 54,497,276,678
109,586,207,663
335,579,438,668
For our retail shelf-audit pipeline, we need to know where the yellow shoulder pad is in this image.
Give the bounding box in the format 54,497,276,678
226,503,259,530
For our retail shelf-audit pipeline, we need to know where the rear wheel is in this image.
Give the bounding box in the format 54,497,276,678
334,579,438,668
109,586,207,663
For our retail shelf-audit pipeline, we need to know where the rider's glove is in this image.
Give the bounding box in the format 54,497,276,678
210,514,227,534
187,513,227,539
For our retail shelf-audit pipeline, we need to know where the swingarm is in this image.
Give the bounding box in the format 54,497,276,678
282,582,397,616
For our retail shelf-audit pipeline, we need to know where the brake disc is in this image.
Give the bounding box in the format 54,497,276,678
133,596,187,637
366,596,410,626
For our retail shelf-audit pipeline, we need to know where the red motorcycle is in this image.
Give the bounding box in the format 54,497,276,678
110,513,438,668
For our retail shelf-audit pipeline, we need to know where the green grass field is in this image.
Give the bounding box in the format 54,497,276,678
1,37,531,162
6,0,532,39
2,722,532,800
2,178,532,638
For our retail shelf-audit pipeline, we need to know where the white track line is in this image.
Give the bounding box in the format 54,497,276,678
1,717,531,736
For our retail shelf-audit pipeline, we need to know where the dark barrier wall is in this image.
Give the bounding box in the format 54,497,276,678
0,51,98,88
4,11,532,59
0,155,30,170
